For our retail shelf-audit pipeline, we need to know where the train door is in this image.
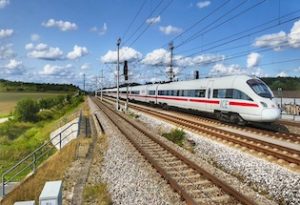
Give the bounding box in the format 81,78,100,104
155,84,159,104
206,80,214,112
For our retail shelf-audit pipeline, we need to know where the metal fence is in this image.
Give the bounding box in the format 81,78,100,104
276,97,300,121
1,111,82,197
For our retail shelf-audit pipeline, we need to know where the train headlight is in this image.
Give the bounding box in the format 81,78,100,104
260,101,268,108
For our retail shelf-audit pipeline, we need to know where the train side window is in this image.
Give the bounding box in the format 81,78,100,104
213,89,226,98
225,89,233,99
213,89,218,98
233,89,253,101
195,89,205,98
149,90,155,95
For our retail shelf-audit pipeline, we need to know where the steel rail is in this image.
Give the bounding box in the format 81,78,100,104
93,97,256,205
130,105,300,165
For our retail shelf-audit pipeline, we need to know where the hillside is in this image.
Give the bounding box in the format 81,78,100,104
0,79,80,92
261,77,300,91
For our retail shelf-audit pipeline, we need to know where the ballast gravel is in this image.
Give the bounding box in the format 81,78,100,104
134,109,300,205
96,109,184,205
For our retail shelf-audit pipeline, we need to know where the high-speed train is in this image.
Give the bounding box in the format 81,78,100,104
103,75,281,124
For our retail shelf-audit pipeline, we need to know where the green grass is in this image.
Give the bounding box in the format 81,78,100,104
0,92,67,116
0,95,83,178
162,128,186,146
83,184,112,205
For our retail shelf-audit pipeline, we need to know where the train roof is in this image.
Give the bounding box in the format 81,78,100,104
104,74,256,90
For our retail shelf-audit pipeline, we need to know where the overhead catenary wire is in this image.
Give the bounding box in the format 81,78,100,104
122,0,147,42
122,0,164,46
176,0,267,49
178,7,300,55
184,14,300,58
162,0,231,48
128,0,174,47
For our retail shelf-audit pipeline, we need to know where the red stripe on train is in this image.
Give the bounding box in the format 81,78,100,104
189,99,220,104
229,101,258,107
119,94,258,107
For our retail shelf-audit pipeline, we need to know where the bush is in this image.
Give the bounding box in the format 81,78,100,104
14,98,40,122
37,110,54,121
162,128,185,146
0,121,33,140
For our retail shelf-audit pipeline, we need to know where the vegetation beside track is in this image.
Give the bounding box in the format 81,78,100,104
0,94,84,177
1,139,79,205
162,128,186,146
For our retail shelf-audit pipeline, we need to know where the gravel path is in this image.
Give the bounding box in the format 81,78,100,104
133,108,300,205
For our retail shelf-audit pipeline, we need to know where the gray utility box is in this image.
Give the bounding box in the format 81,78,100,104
14,201,35,205
39,180,62,205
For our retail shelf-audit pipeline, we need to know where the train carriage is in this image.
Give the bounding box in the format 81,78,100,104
103,75,280,123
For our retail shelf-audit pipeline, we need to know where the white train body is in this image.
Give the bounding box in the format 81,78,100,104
103,75,280,123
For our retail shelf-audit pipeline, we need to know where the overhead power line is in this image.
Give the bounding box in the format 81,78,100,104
178,8,300,54
122,0,147,41
129,0,174,47
176,0,266,49
162,0,231,48
123,0,164,46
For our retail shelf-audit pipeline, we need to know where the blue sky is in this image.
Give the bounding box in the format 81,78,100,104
1,0,300,90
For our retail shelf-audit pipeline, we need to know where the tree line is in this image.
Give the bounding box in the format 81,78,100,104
0,79,80,92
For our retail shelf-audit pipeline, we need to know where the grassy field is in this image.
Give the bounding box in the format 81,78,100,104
0,92,66,116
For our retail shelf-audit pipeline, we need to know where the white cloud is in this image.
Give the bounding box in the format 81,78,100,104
4,59,24,75
192,54,225,65
142,48,169,65
288,20,300,48
67,45,88,60
254,20,300,50
99,23,108,35
90,23,108,35
35,43,48,50
80,63,90,70
160,25,183,35
276,71,288,77
26,43,64,60
39,64,72,76
247,52,261,68
254,31,287,50
25,43,34,50
0,43,14,59
197,1,211,9
42,19,78,31
142,49,224,67
210,63,243,75
5,59,22,69
0,29,14,39
31,34,40,42
0,0,9,9
101,47,142,63
146,16,161,25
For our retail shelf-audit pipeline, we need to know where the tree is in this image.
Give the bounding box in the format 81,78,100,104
15,98,40,122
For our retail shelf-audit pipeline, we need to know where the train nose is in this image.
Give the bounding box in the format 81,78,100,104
261,108,281,122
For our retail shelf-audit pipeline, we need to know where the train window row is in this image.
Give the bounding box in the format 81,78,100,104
148,90,156,95
158,89,206,98
213,89,253,101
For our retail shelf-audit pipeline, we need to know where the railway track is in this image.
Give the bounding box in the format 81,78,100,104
92,97,256,205
101,97,300,167
278,119,300,128
103,96,300,144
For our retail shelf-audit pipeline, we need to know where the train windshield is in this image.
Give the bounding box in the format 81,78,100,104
247,79,273,98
